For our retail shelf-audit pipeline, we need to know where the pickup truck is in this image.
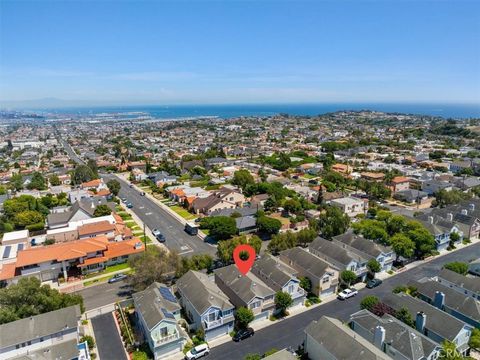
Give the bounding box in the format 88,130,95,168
337,288,358,300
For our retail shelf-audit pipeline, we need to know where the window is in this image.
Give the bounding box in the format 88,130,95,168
322,276,329,283
250,301,261,309
160,327,168,337
208,312,216,322
288,284,295,293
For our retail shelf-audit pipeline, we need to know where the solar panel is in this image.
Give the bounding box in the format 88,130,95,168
17,243,24,251
3,246,11,259
161,308,175,319
159,286,176,302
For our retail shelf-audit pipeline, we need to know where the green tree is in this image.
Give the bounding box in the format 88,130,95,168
200,216,237,240
340,270,357,287
434,189,471,208
390,233,415,261
244,354,261,360
469,328,480,351
10,173,23,191
93,204,112,217
27,172,47,190
407,225,436,258
106,179,121,196
283,199,302,214
0,277,84,324
80,335,95,350
299,276,312,293
235,307,254,329
439,340,463,360
318,206,350,239
444,262,469,275
395,307,414,327
13,210,44,229
72,165,95,185
257,216,282,235
128,247,179,291
366,259,381,278
216,235,261,264
360,295,380,311
267,231,298,255
177,254,214,277
274,291,293,316
87,159,99,178
48,174,61,186
232,170,255,191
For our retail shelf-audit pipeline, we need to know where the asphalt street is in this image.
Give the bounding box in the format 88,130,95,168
103,173,216,256
209,242,480,360
91,313,128,360
80,279,132,311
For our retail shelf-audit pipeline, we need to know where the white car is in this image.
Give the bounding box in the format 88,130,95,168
185,344,210,360
337,288,358,300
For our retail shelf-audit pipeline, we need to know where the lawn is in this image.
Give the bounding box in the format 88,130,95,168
83,263,130,280
170,205,197,220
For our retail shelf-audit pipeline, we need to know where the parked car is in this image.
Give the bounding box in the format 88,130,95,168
233,327,254,342
156,233,165,242
366,278,383,289
121,197,127,202
129,184,133,188
126,202,133,208
337,288,358,300
140,191,145,196
108,273,128,283
185,344,210,360
152,228,161,237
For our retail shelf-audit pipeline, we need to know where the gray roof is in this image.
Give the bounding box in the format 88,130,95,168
438,268,480,295
412,279,480,324
333,231,391,258
10,338,79,360
0,305,80,348
132,282,180,330
350,310,439,360
382,293,467,341
263,349,297,360
235,216,257,230
210,206,259,218
309,237,369,266
214,265,275,305
47,198,112,226
305,316,391,360
251,255,296,291
176,270,234,315
280,247,332,279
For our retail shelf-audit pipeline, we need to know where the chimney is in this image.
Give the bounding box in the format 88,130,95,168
373,325,386,350
470,203,475,212
461,209,468,215
428,216,434,224
434,291,445,310
447,213,453,222
416,312,426,333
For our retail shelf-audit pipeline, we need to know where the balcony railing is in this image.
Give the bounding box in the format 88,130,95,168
204,318,223,329
154,332,179,345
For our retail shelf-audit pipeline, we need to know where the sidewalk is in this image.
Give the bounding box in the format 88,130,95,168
58,267,131,292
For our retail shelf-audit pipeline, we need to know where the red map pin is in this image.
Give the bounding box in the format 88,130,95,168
233,244,256,275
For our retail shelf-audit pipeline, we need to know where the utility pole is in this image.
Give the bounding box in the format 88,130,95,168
143,222,147,252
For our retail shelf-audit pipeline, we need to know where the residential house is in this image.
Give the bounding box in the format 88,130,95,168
214,264,276,322
192,187,245,215
0,305,83,360
389,176,410,193
176,270,235,340
309,237,369,281
382,293,473,354
332,231,395,272
437,268,480,300
330,197,368,217
454,176,480,191
47,198,113,229
414,214,462,251
412,278,480,328
0,236,144,284
251,255,306,307
279,247,338,297
421,180,452,195
133,282,186,359
361,172,385,182
418,200,480,240
349,309,441,360
304,316,391,360
263,349,298,360
450,160,472,174
393,189,429,205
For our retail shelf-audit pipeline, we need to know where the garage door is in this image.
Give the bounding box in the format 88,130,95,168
206,324,231,340
40,271,57,282
321,287,334,297
253,311,269,322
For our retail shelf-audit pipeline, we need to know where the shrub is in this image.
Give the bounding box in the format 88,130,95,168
80,335,95,350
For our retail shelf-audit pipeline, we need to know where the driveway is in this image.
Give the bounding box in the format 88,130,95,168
91,313,128,360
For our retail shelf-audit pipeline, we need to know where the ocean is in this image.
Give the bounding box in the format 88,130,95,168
41,103,480,119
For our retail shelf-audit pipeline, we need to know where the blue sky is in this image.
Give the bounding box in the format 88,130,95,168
1,0,479,105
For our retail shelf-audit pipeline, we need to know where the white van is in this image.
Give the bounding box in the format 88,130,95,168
184,343,210,360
